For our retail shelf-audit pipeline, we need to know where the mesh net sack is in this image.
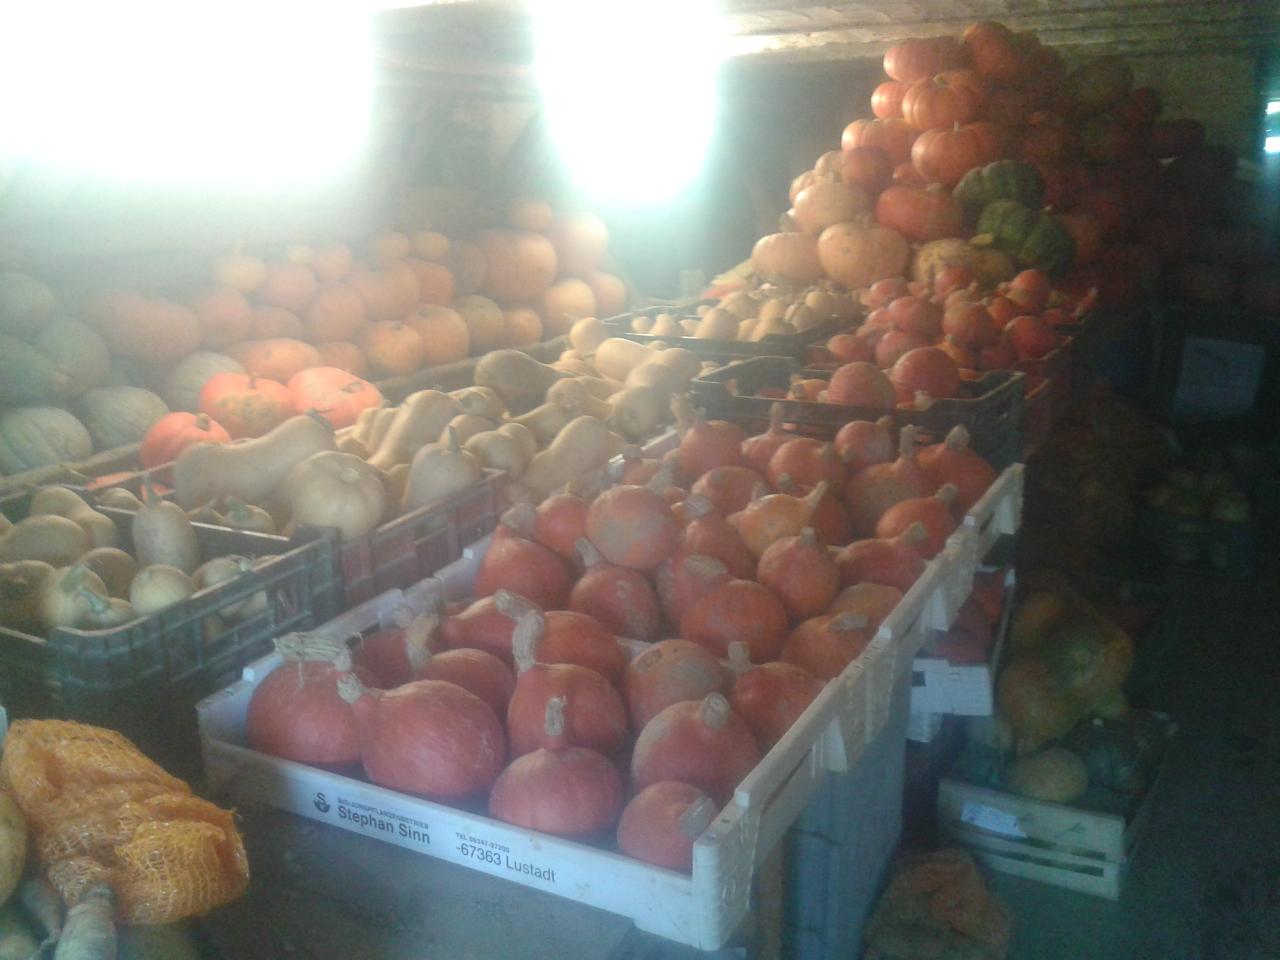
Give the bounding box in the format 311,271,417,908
0,719,249,924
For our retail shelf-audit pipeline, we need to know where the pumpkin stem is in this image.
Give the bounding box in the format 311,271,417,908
575,537,605,568
775,472,798,494
670,394,695,435
798,526,820,549
682,494,714,521
801,480,829,518
727,641,753,675
767,402,786,435
899,521,928,546
678,795,718,839
831,611,869,633
645,458,678,496
194,414,211,431
543,695,567,739
684,554,728,584
141,472,162,508
500,502,537,537
945,425,971,450
404,613,438,674
936,483,958,506
336,672,366,705
699,692,732,731
275,631,354,672
898,425,918,458
749,481,769,503
303,409,336,433
913,391,935,411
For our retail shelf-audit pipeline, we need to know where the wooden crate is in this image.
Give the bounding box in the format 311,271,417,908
936,762,1166,900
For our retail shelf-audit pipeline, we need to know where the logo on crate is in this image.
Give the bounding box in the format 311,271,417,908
314,792,331,814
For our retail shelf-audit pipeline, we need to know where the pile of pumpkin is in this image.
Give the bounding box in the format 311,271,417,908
240,399,1000,866
0,199,627,478
0,483,273,640
739,18,1245,320
953,570,1167,812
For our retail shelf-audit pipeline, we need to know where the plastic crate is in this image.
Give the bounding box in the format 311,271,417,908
603,303,846,362
690,357,1025,470
0,506,340,770
197,587,859,951
1016,335,1073,421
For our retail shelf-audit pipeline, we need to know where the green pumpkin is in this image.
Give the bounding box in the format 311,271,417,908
976,199,1076,276
1063,717,1146,796
77,386,170,451
0,406,93,473
0,334,70,405
33,318,112,396
953,160,1046,223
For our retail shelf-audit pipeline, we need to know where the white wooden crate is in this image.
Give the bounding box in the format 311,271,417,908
198,588,859,950
964,463,1024,559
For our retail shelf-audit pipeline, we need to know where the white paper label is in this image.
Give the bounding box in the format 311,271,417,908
961,800,1026,839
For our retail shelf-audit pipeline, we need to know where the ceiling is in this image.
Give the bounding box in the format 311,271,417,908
373,0,1280,83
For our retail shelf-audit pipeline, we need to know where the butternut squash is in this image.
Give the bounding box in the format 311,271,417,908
569,316,609,357
498,422,538,461
464,430,527,478
402,428,484,514
366,406,399,453
38,564,113,631
593,338,654,381
546,379,613,419
609,384,669,441
29,486,117,549
473,349,563,413
0,514,87,566
79,547,137,598
510,402,574,445
441,413,497,445
650,347,702,382
0,560,53,634
625,360,684,395
366,390,459,472
452,386,505,421
134,477,200,573
95,487,143,510
173,412,336,509
509,416,624,502
129,564,196,615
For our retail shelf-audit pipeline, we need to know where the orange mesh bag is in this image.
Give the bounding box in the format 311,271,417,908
0,719,249,924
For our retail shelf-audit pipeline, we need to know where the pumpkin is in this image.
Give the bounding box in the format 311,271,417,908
1015,111,1075,166
303,282,367,343
817,222,911,290
751,233,823,285
247,304,304,340
403,305,471,366
1062,717,1145,796
962,21,1023,82
981,84,1037,126
349,261,420,323
446,240,487,296
213,249,267,292
453,295,506,355
404,258,456,306
33,318,111,398
78,386,169,450
793,180,872,236
874,183,963,242
953,159,1045,223
549,213,609,276
0,270,56,336
479,229,558,303
841,118,917,166
871,81,908,119
360,321,428,377
288,367,383,429
1062,56,1134,116
1005,747,1088,803
913,239,1016,289
912,122,1006,186
501,307,543,347
541,279,597,337
163,351,245,412
140,412,231,468
0,407,93,473
198,372,292,439
259,262,318,313
0,336,72,405
996,658,1079,750
976,200,1076,275
190,286,253,349
508,198,554,231
86,292,202,365
311,243,354,281
586,272,627,317
1055,213,1104,265
841,146,894,194
883,36,966,84
314,341,369,378
902,70,986,131
226,338,322,383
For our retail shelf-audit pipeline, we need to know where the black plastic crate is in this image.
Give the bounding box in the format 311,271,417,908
0,505,340,771
690,356,1025,470
603,302,845,362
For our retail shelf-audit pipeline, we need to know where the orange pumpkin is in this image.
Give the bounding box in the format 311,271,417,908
883,36,967,84
140,411,232,468
304,282,368,342
198,372,292,439
410,230,450,262
403,305,471,367
751,233,823,285
912,122,1007,186
841,146,894,194
350,261,419,323
190,286,252,349
871,81,908,119
287,366,383,429
817,222,911,289
902,70,986,131
311,243,354,281
508,198,555,232
1054,213,1104,265
259,262,319,313
226,337,322,383
85,292,202,365
962,21,1024,83
359,320,428,377
549,213,609,276
446,240,487,296
585,271,627,318
982,85,1037,126
501,307,544,347
247,304,304,340
874,183,964,242
372,231,412,263
315,341,369,378
453,295,505,355
841,118,918,166
404,258,456,306
541,278,597,336
478,229,559,303
1016,112,1076,165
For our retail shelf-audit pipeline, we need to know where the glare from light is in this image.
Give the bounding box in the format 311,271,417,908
0,3,373,187
1267,100,1280,116
1266,136,1280,154
532,0,724,205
